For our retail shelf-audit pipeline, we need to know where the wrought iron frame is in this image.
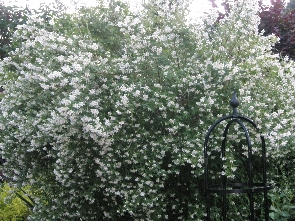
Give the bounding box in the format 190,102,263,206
204,93,272,220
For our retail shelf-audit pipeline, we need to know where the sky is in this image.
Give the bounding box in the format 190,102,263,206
3,0,287,27
1,0,290,22
1,0,278,12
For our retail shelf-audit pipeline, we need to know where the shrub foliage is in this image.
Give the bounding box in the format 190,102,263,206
0,0,294,220
0,182,31,220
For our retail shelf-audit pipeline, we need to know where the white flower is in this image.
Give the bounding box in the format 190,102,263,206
143,95,148,100
61,65,73,74
89,43,99,50
72,63,82,72
48,71,62,79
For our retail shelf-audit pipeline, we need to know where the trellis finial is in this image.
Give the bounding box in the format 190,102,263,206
230,92,239,117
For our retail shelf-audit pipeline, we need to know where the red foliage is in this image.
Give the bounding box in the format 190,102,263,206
259,0,295,59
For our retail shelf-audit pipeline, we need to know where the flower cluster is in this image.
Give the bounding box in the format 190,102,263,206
0,0,294,220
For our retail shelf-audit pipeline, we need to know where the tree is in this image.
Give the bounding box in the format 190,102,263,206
0,4,29,59
286,0,295,10
209,0,295,59
258,0,295,59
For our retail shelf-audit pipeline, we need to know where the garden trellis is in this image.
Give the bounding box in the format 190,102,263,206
204,93,272,220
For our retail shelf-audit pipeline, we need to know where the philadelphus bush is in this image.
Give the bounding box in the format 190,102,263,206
0,0,294,220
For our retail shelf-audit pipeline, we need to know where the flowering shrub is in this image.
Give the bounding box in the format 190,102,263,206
0,0,295,220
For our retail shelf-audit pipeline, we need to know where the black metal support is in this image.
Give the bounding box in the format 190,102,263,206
204,92,272,221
